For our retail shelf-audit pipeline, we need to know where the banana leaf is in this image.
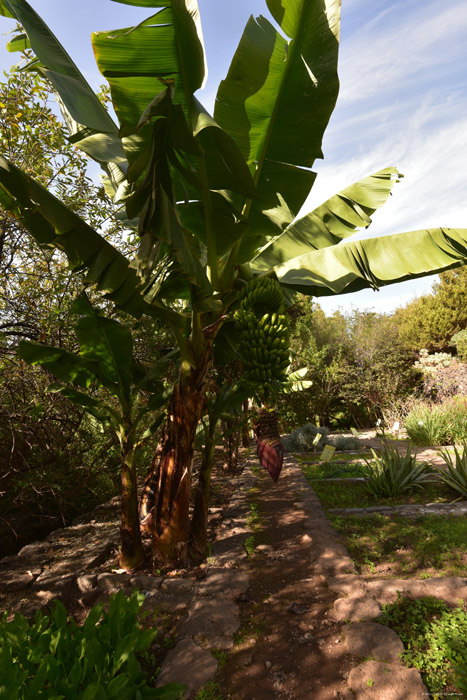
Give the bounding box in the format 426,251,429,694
268,227,467,296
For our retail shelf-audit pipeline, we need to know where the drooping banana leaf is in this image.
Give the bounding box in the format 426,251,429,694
0,155,155,319
0,0,128,184
215,0,340,258
252,167,402,271
269,228,467,296
17,342,100,389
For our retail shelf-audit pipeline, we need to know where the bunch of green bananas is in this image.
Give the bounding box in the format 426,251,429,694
234,277,290,393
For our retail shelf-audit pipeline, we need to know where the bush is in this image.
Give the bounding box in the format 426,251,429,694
282,423,328,452
451,329,467,362
405,398,467,445
363,442,430,498
327,435,362,451
0,591,184,699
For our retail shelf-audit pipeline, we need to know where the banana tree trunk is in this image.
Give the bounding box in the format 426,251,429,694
119,427,144,569
140,344,215,562
190,433,215,558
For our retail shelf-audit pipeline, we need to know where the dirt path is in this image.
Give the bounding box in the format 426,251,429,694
216,458,354,699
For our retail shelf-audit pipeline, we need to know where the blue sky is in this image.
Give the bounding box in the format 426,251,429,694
1,0,466,316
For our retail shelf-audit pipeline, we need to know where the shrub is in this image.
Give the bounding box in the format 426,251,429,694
363,442,430,498
436,442,467,498
451,329,467,362
405,398,467,445
282,423,328,452
327,435,362,451
414,348,452,376
0,591,185,699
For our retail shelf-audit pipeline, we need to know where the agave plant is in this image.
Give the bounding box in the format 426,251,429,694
363,442,430,499
436,444,467,498
1,0,467,564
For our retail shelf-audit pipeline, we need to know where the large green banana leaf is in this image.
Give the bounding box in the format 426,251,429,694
0,155,148,317
252,167,402,271
269,228,467,296
0,0,127,184
215,0,340,259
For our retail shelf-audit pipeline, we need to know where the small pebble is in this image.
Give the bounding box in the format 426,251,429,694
265,661,272,669
304,632,313,641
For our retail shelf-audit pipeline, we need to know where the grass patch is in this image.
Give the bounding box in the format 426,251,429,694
331,514,467,577
309,479,460,510
300,460,368,480
377,595,467,698
195,682,227,700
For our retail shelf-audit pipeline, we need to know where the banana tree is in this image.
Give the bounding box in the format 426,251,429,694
1,0,467,563
17,293,170,569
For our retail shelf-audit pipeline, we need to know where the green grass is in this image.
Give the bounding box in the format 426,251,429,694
309,479,460,510
195,682,227,700
377,595,467,698
300,460,368,480
331,514,467,577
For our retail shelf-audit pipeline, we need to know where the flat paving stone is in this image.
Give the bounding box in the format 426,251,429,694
156,638,218,698
333,594,381,622
347,660,427,699
343,622,404,661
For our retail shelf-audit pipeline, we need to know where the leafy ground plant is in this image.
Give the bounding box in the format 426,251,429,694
331,514,467,577
404,398,467,446
377,594,467,697
436,442,467,498
363,442,430,498
0,590,185,699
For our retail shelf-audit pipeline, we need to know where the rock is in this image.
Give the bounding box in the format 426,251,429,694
156,638,218,698
180,597,240,649
96,572,132,593
130,575,163,591
327,574,367,597
304,632,314,641
79,589,105,607
344,623,404,662
347,660,427,699
314,556,357,576
333,595,381,622
287,601,309,614
265,660,272,669
255,544,272,552
84,541,117,569
196,568,249,599
160,578,194,595
76,574,97,593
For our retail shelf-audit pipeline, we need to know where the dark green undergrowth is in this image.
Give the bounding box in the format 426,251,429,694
377,595,467,698
310,479,460,510
331,514,467,577
0,590,185,699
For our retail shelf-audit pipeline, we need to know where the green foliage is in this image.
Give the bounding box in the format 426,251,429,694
395,267,467,353
244,535,256,557
331,514,467,577
0,591,185,699
436,443,467,498
195,683,227,700
363,442,430,498
210,648,228,670
327,436,362,451
451,329,467,362
282,423,329,452
377,595,467,696
405,398,467,445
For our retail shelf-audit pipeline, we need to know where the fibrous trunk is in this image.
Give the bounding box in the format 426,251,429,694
139,360,210,563
120,432,144,569
190,438,215,557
